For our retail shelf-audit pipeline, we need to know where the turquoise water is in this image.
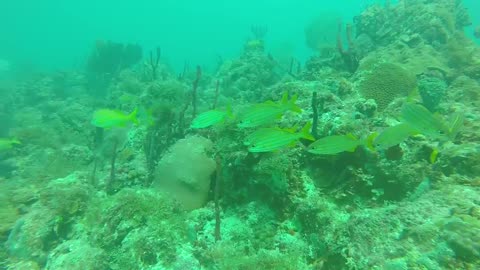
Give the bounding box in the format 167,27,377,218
1,0,392,71
1,0,480,269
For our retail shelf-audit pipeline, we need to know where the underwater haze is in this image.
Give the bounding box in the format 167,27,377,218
2,0,392,71
2,0,480,269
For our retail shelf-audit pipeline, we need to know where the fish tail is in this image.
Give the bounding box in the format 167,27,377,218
364,132,378,152
129,108,139,125
226,104,235,119
300,122,315,141
288,94,302,113
429,148,439,164
280,92,289,105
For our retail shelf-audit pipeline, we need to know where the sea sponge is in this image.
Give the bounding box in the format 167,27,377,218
359,62,417,111
154,135,216,210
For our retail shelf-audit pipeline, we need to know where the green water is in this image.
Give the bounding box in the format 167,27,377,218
1,0,480,269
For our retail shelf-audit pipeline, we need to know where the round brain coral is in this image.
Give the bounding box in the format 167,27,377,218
359,63,417,111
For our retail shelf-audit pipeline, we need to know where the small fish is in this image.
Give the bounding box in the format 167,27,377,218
238,92,302,128
191,107,233,129
244,128,278,146
401,103,448,139
0,138,21,151
373,123,418,150
91,108,138,129
308,134,362,155
247,122,315,153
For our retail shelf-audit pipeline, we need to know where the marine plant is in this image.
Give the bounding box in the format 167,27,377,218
336,22,359,72
86,41,142,96
147,47,161,81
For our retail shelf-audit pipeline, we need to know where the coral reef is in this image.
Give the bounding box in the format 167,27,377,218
2,1,480,269
217,39,278,101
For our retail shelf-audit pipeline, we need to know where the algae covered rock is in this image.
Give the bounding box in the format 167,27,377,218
83,188,184,269
441,216,480,262
5,173,92,266
39,172,92,218
417,76,448,111
45,239,107,270
359,62,416,111
0,199,19,236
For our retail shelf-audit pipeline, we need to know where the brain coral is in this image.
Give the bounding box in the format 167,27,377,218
154,135,216,210
359,63,417,111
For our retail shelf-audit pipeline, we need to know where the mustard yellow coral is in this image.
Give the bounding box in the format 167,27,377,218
359,63,417,111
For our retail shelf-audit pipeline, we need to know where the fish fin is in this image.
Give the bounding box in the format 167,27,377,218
290,104,302,113
288,141,298,148
300,122,315,141
347,145,358,152
129,108,139,125
429,148,439,164
280,92,289,105
288,94,302,113
407,86,422,103
346,133,358,140
283,126,297,133
226,104,235,119
448,112,464,140
11,138,21,145
364,132,378,152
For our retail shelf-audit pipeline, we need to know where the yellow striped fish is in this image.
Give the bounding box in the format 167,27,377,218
91,108,139,129
401,103,448,139
373,123,418,150
247,122,315,153
308,134,362,155
447,112,464,140
191,107,233,129
238,92,302,128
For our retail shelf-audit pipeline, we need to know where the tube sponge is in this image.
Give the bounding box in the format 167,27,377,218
153,135,216,210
